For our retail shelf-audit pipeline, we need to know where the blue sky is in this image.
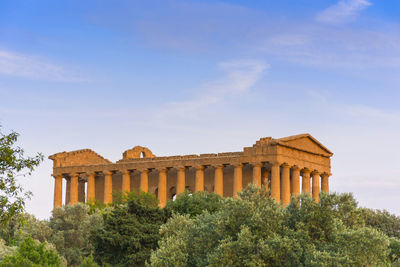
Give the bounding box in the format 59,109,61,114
0,0,399,218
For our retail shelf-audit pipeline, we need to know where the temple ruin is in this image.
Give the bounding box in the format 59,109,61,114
49,134,333,208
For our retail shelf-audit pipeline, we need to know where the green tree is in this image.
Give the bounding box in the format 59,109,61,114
361,208,400,239
0,236,63,267
80,254,99,267
91,191,169,266
49,203,103,266
150,185,394,267
165,190,222,217
0,213,52,246
0,126,43,225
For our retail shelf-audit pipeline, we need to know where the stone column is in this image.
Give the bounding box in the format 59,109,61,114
302,169,311,195
78,180,86,203
214,165,223,196
233,163,243,197
270,162,280,203
87,172,95,203
281,164,290,206
195,166,204,192
312,171,320,203
158,168,167,207
252,163,262,187
65,178,71,204
140,169,149,193
262,169,269,190
321,173,330,193
104,171,113,204
53,174,63,208
122,170,131,193
291,166,300,197
70,173,79,205
176,166,186,195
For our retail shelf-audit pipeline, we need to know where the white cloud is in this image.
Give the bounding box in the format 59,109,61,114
90,0,400,70
154,60,268,122
0,50,85,81
316,0,372,25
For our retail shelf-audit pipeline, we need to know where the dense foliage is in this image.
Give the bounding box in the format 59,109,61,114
165,190,222,217
0,237,62,266
150,185,400,267
90,191,169,266
49,204,103,266
0,188,399,266
0,126,43,226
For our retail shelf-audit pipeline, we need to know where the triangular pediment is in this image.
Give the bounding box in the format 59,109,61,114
49,149,111,167
278,134,333,157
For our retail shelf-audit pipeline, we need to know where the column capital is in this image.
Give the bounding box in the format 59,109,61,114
122,169,131,175
281,163,290,168
302,168,311,174
52,174,63,179
158,167,168,173
233,163,243,168
104,170,114,176
311,170,320,176
214,164,224,169
252,162,263,168
175,166,186,171
321,172,331,178
291,165,300,171
270,161,280,167
194,165,205,170
70,172,79,178
138,168,149,173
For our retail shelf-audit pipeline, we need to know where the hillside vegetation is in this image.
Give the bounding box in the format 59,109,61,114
0,187,399,267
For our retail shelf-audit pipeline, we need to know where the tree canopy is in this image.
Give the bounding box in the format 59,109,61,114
90,191,169,266
0,126,43,226
150,185,400,267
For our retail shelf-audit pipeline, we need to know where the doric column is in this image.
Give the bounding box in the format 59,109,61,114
122,170,131,193
78,180,86,202
195,166,204,192
158,168,167,208
270,162,280,203
65,178,71,204
262,169,269,190
252,163,262,187
140,169,149,193
176,166,186,195
87,172,95,203
104,171,113,204
321,173,330,193
214,165,223,196
312,171,320,202
291,166,300,197
302,169,311,195
281,164,290,206
233,163,243,197
53,174,63,208
70,173,79,205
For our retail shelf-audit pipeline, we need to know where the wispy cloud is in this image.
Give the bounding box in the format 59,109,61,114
0,50,85,82
316,0,372,25
259,24,400,69
89,0,400,71
154,59,268,123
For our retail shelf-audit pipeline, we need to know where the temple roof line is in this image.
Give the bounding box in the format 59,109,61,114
48,134,332,167
278,133,333,156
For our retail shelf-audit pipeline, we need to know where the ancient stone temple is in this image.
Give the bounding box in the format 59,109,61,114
49,134,333,208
